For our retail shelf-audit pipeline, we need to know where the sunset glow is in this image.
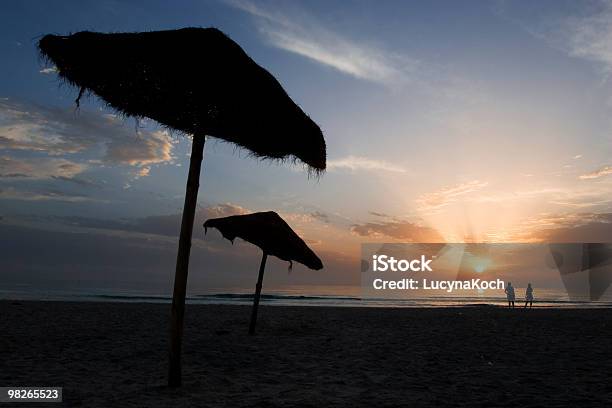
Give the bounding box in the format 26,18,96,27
1,0,611,294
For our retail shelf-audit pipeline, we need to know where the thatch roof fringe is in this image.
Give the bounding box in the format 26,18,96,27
204,211,323,271
38,27,326,173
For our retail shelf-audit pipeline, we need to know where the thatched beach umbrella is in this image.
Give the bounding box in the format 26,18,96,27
204,211,323,334
38,27,326,387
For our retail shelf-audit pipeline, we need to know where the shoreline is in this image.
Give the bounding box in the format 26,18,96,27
2,296,611,309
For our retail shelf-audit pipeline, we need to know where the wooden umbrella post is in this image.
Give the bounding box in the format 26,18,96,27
249,252,268,335
168,134,206,387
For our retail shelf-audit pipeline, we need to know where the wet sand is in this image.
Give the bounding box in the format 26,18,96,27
1,301,611,407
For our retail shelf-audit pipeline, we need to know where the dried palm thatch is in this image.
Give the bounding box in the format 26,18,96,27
204,211,323,270
38,27,326,172
38,27,326,387
204,211,323,334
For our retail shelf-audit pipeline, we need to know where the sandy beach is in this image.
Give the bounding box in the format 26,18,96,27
1,301,611,407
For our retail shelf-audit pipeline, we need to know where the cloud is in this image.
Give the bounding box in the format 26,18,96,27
59,202,251,238
309,211,330,223
226,0,418,85
39,66,58,74
0,99,175,170
327,155,407,173
512,212,612,242
50,175,100,187
205,202,250,218
579,165,612,179
132,202,250,237
369,211,390,218
0,215,357,292
501,1,612,77
52,202,338,255
134,166,150,178
351,220,444,242
563,1,612,75
0,155,86,179
0,187,95,202
416,180,489,210
462,185,612,210
104,130,173,167
472,188,566,203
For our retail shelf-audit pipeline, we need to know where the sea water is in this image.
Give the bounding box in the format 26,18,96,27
1,286,611,308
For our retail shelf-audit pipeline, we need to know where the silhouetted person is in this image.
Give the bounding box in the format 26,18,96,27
524,283,533,309
505,282,515,308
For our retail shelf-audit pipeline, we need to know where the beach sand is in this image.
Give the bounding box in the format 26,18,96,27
1,301,611,407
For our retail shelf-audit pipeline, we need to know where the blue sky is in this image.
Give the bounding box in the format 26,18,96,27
1,0,612,294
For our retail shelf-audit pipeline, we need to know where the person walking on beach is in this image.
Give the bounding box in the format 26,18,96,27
524,283,534,309
505,282,515,308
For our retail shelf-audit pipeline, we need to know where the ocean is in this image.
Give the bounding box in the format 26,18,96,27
1,287,611,308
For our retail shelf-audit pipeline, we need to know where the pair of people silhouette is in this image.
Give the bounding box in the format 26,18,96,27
504,282,533,308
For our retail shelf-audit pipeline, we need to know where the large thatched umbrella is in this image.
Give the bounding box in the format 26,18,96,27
38,27,326,387
204,211,323,334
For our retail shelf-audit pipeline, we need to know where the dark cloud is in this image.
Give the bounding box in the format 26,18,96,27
56,202,249,237
368,211,390,218
351,220,444,242
0,187,95,202
0,155,86,179
527,213,612,242
0,173,28,178
132,203,249,237
0,210,356,292
50,175,100,187
310,211,329,223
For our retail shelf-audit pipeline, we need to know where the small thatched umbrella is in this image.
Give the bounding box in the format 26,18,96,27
204,211,323,334
38,27,326,387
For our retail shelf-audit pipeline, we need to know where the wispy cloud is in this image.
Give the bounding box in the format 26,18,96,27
416,180,489,210
506,212,612,242
564,0,612,75
369,211,391,218
309,210,330,224
1,212,358,288
580,165,612,179
0,99,175,173
500,0,612,77
51,202,252,237
0,187,95,202
472,188,568,203
351,220,444,242
456,184,612,210
0,156,86,179
226,0,418,85
327,155,407,173
39,66,57,74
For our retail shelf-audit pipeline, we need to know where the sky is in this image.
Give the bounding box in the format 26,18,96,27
1,0,612,295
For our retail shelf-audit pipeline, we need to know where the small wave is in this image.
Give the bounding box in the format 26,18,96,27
196,293,361,301
87,294,172,301
2,290,611,308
